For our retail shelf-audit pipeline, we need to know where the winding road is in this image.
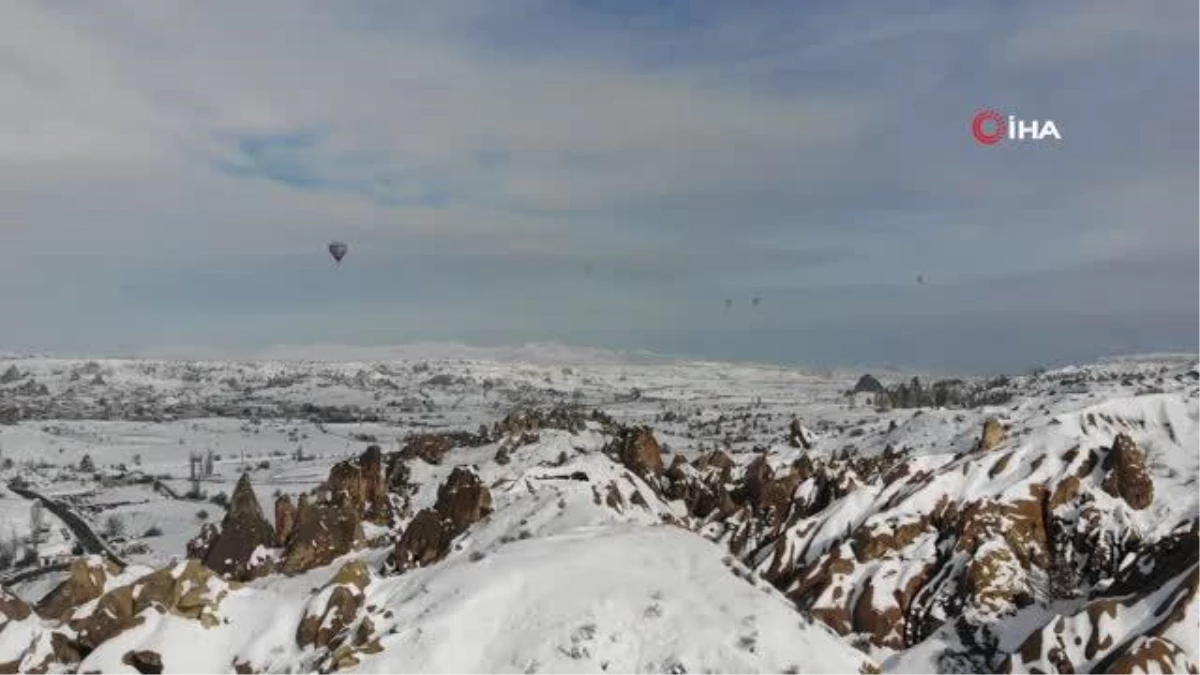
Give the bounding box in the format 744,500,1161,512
5,481,126,570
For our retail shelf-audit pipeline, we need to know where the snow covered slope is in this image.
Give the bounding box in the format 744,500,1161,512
0,352,1195,673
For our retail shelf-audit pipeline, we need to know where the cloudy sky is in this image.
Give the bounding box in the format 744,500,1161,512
2,0,1196,373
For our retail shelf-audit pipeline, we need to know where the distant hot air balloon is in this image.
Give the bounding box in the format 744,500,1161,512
328,241,348,266
724,298,733,311
916,274,925,285
751,295,762,308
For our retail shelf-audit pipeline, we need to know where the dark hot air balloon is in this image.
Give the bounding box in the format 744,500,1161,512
328,241,348,266
751,295,762,308
916,274,925,285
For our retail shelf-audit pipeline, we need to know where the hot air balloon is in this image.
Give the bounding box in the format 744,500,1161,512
724,298,733,311
751,295,762,308
328,241,348,266
916,274,925,285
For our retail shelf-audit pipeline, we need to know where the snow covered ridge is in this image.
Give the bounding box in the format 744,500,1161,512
0,355,1195,673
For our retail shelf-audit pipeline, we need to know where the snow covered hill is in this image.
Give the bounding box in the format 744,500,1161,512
0,352,1196,673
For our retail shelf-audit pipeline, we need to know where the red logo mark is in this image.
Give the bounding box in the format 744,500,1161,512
971,109,1006,145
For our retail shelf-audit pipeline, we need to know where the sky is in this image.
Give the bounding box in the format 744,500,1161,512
1,0,1197,374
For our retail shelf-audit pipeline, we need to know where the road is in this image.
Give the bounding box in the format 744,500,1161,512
6,481,126,570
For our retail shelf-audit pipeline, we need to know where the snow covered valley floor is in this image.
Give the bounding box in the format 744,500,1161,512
0,351,1197,673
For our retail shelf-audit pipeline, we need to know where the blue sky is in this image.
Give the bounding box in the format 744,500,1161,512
1,0,1196,373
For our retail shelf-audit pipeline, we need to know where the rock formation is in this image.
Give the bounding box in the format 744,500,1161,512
199,473,276,581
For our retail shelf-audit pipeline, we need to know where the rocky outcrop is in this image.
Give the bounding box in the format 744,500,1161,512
200,473,276,581
4,557,240,673
980,418,1006,452
399,433,452,465
323,445,393,525
187,522,219,560
122,650,164,674
789,417,813,450
393,509,452,573
36,557,118,620
608,426,664,479
435,467,494,535
491,405,613,439
1101,433,1154,510
280,495,364,575
393,468,493,574
70,559,232,650
275,494,297,546
296,561,381,672
0,587,31,629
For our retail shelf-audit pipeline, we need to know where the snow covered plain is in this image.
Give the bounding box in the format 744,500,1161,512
0,348,1196,673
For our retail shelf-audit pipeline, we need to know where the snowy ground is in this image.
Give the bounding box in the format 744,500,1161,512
0,348,1196,673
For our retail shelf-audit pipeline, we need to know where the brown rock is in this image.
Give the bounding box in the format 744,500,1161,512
611,426,664,478
398,433,454,465
789,418,813,450
70,559,230,649
202,473,277,581
329,560,371,590
692,451,735,484
358,445,390,524
739,454,775,507
0,586,31,628
393,509,451,572
122,650,163,674
434,467,493,535
36,557,116,620
1101,433,1155,510
186,521,219,560
281,497,365,575
980,418,1006,452
1103,637,1195,675
323,460,360,510
297,580,364,650
49,633,87,667
275,494,297,546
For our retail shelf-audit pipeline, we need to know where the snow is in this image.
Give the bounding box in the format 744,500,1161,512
0,351,1196,672
354,525,866,674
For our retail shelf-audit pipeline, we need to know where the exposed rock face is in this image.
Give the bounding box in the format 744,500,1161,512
665,451,737,521
201,473,277,581
297,561,370,649
36,557,118,620
609,426,664,479
393,509,452,573
394,468,494,574
434,467,494,535
980,418,1007,451
491,405,611,439
323,445,391,525
275,494,297,546
122,650,164,674
789,418,813,450
397,433,456,465
635,401,1194,670
1101,433,1154,510
0,587,31,629
70,559,233,652
296,560,381,672
187,522,220,560
359,445,389,523
280,496,365,575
